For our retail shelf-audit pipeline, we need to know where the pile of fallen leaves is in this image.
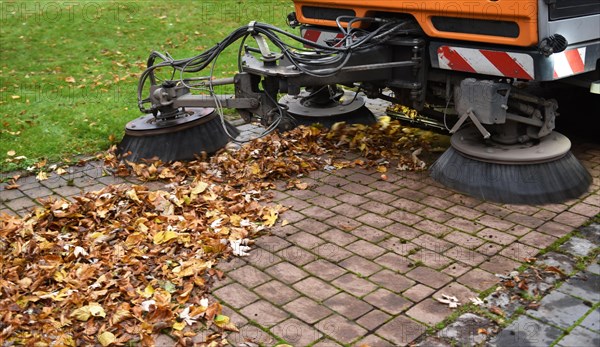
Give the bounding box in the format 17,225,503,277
0,119,438,346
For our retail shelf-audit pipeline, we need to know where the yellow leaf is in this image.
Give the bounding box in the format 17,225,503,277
295,182,308,190
378,115,391,129
136,284,154,298
125,189,141,203
214,314,230,327
53,269,67,282
376,165,387,173
191,181,209,195
172,321,186,331
250,163,261,175
11,95,20,99
230,214,242,226
109,308,132,325
88,302,106,318
263,209,278,227
36,171,48,181
70,306,91,321
281,219,289,227
153,229,178,245
7,150,15,156
98,331,116,346
65,76,76,83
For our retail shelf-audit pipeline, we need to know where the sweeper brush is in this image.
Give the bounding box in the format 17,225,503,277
430,128,592,204
117,5,598,204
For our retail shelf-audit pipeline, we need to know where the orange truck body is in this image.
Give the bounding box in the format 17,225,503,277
294,0,539,47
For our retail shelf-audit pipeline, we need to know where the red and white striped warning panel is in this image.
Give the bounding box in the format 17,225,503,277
301,28,345,47
552,47,586,79
437,46,535,80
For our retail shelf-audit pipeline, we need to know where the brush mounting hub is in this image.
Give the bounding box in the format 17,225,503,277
451,127,571,165
124,108,216,136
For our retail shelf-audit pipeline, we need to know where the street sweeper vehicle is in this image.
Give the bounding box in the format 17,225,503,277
118,0,599,205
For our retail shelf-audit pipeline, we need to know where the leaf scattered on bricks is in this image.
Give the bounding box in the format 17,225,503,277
489,306,506,317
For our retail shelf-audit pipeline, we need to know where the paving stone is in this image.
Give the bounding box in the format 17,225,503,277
353,334,393,347
272,318,323,347
361,200,397,215
286,188,319,200
228,265,272,288
332,273,378,297
304,259,347,281
383,223,421,240
283,296,333,324
420,196,453,210
528,290,591,329
315,184,346,198
553,211,590,228
301,206,337,221
443,231,485,248
53,185,83,197
476,228,517,246
277,246,316,266
369,269,415,292
213,283,259,309
347,172,378,185
556,326,600,347
474,202,512,218
364,288,412,315
413,234,454,252
446,205,484,220
506,224,534,237
579,223,600,243
293,277,339,301
476,242,504,257
479,255,522,276
445,193,481,208
0,188,25,201
408,248,453,269
437,313,492,346
390,198,426,212
311,338,343,347
254,280,301,306
339,255,383,277
265,262,309,284
357,212,394,229
356,309,391,330
387,210,424,226
229,324,277,346
580,308,600,332
346,239,386,259
476,215,516,231
532,208,557,221
368,180,400,193
336,192,370,206
433,282,476,304
421,185,454,199
504,204,541,216
490,315,563,347
500,243,540,262
287,231,326,250
505,212,546,229
413,220,453,237
352,225,389,242
406,298,453,325
255,235,292,252
279,210,305,224
363,190,396,204
245,248,283,269
519,231,558,249
320,174,350,186
315,314,367,345
308,195,341,209
446,217,485,234
326,215,362,231
315,243,354,262
568,202,600,218
406,266,452,289
330,203,366,218
374,252,412,272
587,261,600,275
320,228,358,246
559,237,596,257
416,207,454,223
457,268,498,292
216,256,247,272
375,315,427,346
340,182,375,195
556,271,600,303
280,196,311,210
222,305,250,327
4,195,39,211
441,262,472,278
402,284,435,303
324,292,373,320
22,186,53,199
293,218,330,235
240,300,289,327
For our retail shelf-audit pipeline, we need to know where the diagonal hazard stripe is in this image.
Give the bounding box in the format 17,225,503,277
479,50,534,80
565,49,585,73
438,46,477,73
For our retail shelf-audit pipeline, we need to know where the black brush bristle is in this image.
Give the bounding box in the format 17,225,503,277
430,147,592,204
118,116,239,162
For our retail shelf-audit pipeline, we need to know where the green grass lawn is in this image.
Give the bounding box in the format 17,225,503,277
0,0,294,172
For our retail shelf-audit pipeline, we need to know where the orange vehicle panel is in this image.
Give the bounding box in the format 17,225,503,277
294,0,539,47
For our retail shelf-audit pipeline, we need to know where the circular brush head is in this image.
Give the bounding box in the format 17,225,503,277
117,108,239,163
430,146,592,204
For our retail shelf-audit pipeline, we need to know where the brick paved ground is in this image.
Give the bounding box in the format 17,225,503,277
1,107,599,346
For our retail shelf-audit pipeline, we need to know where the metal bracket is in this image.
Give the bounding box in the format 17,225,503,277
450,108,491,139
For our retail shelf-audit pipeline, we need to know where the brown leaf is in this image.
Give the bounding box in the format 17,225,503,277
489,306,505,317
